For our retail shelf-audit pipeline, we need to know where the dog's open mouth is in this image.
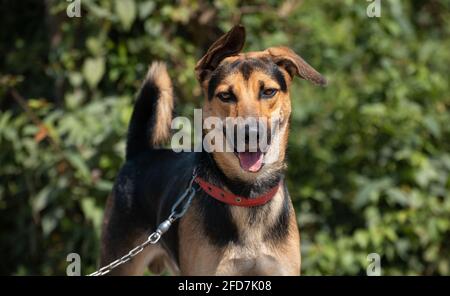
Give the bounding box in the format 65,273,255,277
235,150,264,172
237,151,264,172
223,126,270,173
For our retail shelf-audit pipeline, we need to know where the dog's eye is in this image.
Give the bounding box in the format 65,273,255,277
217,92,235,103
261,88,278,99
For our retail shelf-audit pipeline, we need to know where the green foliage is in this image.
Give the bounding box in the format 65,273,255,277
1,0,449,275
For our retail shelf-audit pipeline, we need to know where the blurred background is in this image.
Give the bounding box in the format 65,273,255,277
1,0,449,275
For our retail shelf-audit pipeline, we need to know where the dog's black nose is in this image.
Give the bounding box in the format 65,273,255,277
244,125,259,144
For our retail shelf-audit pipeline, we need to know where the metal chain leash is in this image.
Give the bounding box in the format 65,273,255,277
88,169,198,276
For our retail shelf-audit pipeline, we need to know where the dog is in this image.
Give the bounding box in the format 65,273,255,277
100,25,326,275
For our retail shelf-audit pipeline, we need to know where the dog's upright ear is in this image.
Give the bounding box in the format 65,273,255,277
195,25,246,83
267,46,327,86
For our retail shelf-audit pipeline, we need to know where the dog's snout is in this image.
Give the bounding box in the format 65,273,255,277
223,119,272,151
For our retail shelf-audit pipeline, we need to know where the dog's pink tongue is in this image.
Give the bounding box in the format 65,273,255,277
238,152,263,172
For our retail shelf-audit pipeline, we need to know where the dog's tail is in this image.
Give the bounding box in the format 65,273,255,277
126,62,174,160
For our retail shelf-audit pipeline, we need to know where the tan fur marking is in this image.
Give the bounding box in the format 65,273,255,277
178,200,224,275
266,46,327,86
146,62,174,146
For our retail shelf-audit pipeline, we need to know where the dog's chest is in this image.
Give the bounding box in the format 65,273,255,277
179,189,300,275
214,192,287,275
231,192,283,243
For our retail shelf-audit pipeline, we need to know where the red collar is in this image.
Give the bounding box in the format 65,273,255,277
194,176,280,207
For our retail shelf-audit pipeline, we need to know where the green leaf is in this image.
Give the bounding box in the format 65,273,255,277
82,57,105,88
42,208,64,237
32,186,51,215
139,1,155,20
64,152,90,182
386,188,410,207
423,116,441,138
115,0,136,31
86,38,103,56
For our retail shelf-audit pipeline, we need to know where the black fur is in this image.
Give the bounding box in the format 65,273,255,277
240,60,253,80
126,79,160,160
196,189,240,247
208,63,231,100
263,184,291,243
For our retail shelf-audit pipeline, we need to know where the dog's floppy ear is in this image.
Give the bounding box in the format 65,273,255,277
195,25,246,82
267,46,327,86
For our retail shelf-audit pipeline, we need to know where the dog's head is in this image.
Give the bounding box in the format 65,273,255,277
196,25,326,182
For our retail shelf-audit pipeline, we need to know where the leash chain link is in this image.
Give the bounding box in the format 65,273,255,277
88,169,198,276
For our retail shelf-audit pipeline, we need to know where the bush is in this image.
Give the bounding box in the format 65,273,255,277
1,0,449,275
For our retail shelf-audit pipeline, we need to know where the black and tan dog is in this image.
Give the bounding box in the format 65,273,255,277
100,25,326,275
